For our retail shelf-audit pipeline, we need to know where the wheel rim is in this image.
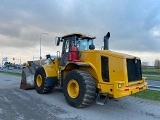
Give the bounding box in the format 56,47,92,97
67,79,79,98
36,74,42,87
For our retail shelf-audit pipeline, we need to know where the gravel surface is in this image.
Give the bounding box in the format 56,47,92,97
0,73,160,120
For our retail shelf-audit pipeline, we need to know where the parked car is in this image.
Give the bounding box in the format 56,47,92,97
0,65,3,70
8,66,13,70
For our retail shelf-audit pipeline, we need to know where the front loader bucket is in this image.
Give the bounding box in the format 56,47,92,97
20,66,36,90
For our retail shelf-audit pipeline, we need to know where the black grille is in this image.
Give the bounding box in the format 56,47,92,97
127,58,142,82
101,56,109,82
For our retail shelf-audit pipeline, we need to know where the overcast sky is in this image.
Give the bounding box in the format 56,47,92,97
0,0,160,65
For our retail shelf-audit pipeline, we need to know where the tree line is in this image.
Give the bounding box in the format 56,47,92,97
142,59,160,70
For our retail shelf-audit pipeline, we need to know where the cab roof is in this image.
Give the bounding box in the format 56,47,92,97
62,33,96,39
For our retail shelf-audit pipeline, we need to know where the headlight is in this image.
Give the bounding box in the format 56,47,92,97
118,83,122,88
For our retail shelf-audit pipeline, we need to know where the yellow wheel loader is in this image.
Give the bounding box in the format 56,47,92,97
20,32,147,108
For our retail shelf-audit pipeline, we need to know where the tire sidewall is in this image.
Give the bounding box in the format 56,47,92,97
63,70,86,108
34,67,45,94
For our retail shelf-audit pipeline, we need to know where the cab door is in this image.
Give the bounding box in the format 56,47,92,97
60,39,70,66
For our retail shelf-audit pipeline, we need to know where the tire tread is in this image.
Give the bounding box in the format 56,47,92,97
63,70,97,108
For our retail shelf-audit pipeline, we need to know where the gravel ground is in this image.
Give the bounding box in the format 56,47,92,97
0,73,160,120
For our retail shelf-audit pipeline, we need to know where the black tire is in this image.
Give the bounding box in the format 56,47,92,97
63,70,97,108
34,67,54,94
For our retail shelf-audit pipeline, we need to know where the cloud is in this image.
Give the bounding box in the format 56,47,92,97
0,0,160,64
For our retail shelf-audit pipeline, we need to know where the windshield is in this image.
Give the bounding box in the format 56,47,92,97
77,38,93,51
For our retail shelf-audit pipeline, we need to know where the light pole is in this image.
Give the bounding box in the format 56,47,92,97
33,50,34,62
1,51,3,66
40,33,49,65
20,54,21,65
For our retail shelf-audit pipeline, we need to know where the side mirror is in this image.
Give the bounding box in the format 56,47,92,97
89,44,95,50
55,37,61,46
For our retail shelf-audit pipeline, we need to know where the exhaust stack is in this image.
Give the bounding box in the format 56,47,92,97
103,32,110,50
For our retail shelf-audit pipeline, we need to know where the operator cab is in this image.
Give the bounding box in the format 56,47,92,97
56,33,95,66
77,37,95,51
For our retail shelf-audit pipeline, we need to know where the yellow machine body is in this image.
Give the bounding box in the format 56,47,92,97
78,50,147,98
44,49,147,99
42,58,60,78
